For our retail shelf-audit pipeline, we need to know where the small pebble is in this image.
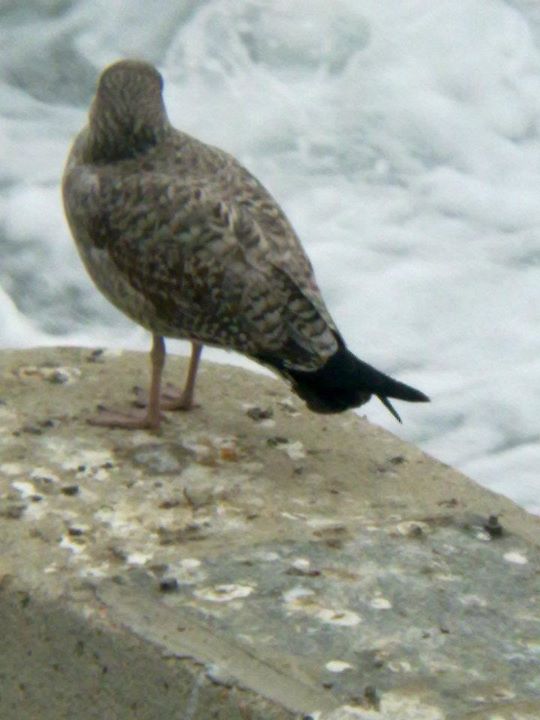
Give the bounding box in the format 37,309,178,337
60,485,80,496
159,577,179,593
246,406,274,421
267,436,289,447
68,527,85,537
484,515,503,538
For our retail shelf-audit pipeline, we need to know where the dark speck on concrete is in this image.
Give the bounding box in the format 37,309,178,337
60,485,80,496
86,349,105,363
266,436,288,447
246,406,274,421
67,527,85,537
159,578,179,593
484,514,504,538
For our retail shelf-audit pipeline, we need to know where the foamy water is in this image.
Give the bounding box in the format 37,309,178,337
1,1,539,513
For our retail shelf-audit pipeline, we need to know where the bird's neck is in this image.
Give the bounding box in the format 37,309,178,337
85,109,169,164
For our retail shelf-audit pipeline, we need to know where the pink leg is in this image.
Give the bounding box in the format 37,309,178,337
133,341,203,411
89,335,166,430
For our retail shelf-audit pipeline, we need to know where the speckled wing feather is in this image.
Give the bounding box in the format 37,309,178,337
64,145,339,371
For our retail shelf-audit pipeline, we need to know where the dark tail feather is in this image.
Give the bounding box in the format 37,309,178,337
256,345,429,421
351,355,429,423
378,395,403,423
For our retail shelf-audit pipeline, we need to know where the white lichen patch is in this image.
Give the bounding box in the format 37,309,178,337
59,535,86,555
11,480,37,498
281,511,307,521
126,551,153,566
306,517,345,530
370,596,392,610
325,660,353,673
283,587,361,626
181,466,229,508
48,441,114,474
180,558,201,570
282,441,306,461
434,573,460,583
24,501,48,521
166,557,206,585
30,467,60,484
0,462,25,476
291,557,311,571
180,433,235,463
503,551,528,565
16,365,81,384
475,530,491,542
388,659,412,673
183,434,240,463
194,583,254,603
283,586,316,605
94,507,142,535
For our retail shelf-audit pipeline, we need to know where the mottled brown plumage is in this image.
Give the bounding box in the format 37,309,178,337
62,59,428,429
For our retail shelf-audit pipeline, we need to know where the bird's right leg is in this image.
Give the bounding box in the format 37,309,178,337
133,341,203,412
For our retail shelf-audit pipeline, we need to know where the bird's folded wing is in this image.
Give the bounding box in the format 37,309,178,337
68,167,338,367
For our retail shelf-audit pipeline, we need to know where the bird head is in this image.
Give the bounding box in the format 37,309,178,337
87,59,169,162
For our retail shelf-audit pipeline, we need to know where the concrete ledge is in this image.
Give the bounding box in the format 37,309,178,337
0,347,539,719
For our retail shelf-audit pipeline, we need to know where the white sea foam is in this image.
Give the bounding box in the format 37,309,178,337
0,1,538,513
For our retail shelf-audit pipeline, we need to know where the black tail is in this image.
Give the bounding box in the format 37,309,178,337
257,345,429,422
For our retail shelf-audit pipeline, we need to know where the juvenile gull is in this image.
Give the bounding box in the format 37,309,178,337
62,60,429,429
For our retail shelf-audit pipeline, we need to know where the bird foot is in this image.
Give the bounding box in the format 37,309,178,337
89,405,165,430
132,383,199,412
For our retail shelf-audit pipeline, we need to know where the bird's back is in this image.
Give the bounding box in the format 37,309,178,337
63,125,340,370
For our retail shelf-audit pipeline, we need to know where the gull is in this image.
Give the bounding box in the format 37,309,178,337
62,60,428,429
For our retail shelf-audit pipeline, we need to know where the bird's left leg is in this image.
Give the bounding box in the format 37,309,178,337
89,334,166,429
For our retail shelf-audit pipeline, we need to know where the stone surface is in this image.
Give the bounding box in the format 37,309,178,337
0,347,539,719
